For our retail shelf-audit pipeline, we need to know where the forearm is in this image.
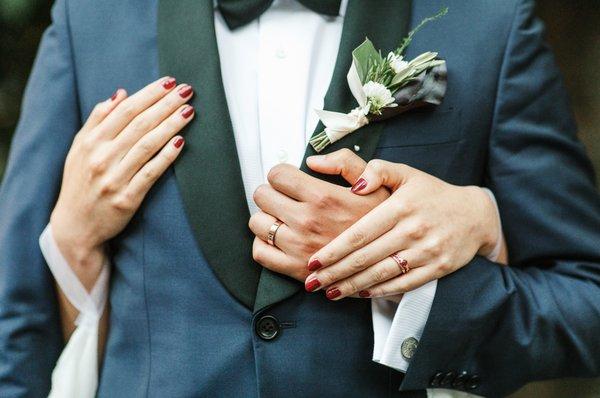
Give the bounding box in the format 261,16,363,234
402,256,600,396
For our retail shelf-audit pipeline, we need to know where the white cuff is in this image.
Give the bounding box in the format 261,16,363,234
372,280,437,372
39,224,109,398
371,188,504,373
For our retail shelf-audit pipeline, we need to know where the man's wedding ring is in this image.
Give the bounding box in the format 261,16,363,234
390,252,410,274
267,220,283,247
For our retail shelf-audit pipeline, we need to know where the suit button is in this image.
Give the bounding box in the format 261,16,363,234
452,371,468,389
255,315,280,341
440,371,456,387
430,372,444,387
466,375,480,390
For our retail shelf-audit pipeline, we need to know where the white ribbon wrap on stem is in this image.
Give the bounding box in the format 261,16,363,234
40,225,110,398
314,61,370,145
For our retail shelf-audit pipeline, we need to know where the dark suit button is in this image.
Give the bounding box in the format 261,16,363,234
466,375,480,390
452,371,468,389
255,315,280,341
430,372,444,387
440,371,456,387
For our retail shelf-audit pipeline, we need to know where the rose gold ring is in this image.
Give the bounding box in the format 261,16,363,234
390,252,410,274
267,220,283,247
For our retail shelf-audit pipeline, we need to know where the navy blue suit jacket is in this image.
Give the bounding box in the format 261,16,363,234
0,1,599,397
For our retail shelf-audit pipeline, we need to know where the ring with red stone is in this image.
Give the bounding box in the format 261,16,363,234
390,252,410,274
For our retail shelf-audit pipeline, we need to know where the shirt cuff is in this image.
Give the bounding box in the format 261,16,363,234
39,224,110,321
371,188,504,372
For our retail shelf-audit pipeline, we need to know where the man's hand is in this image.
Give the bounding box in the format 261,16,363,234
249,149,389,281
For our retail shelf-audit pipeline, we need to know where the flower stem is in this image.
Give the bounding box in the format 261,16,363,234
309,131,331,153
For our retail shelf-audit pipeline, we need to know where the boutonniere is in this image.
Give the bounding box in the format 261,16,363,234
310,8,449,152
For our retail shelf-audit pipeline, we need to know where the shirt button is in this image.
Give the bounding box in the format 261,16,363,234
255,315,280,341
401,337,419,360
277,149,288,163
275,47,287,59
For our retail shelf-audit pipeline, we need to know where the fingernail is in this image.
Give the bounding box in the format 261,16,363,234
178,85,193,98
359,290,370,298
351,178,367,193
173,137,185,149
162,77,177,90
181,105,194,119
305,277,321,292
326,287,341,300
110,88,120,101
308,258,322,272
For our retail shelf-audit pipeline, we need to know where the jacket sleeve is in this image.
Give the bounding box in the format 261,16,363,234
401,1,600,397
0,0,81,395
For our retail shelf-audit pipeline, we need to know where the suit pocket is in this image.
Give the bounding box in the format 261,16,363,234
376,108,462,148
374,108,463,180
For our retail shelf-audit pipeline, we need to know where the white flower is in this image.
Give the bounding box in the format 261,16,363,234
362,81,396,114
387,51,409,74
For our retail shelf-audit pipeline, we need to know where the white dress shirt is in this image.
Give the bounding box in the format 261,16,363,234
40,1,502,396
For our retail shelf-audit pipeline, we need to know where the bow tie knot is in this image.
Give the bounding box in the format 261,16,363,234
218,0,342,30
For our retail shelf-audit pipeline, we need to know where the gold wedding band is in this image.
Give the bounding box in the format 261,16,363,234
267,220,283,247
390,252,410,274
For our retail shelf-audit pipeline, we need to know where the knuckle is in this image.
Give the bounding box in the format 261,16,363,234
88,155,109,176
111,192,136,212
117,101,138,119
349,229,367,248
141,167,158,182
337,148,354,160
130,115,153,133
367,159,385,172
299,216,321,235
92,103,107,117
437,256,453,274
98,178,118,196
266,163,288,184
408,222,428,240
252,241,264,263
252,184,270,204
344,279,359,294
136,140,157,158
372,268,388,284
350,252,368,271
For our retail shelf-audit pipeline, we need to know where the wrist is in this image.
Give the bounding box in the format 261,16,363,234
50,211,107,290
466,186,500,258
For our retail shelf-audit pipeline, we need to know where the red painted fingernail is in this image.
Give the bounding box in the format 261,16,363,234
305,277,321,292
110,88,120,101
351,178,368,193
178,85,193,98
181,106,194,119
308,258,322,272
173,137,185,149
326,287,341,300
162,77,176,90
359,290,371,298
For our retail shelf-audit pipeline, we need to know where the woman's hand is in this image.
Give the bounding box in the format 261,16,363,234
50,76,195,289
304,159,507,300
249,150,389,281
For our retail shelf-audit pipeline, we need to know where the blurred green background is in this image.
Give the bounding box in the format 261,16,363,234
0,1,599,397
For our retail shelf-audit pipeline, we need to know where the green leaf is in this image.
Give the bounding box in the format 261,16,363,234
352,38,383,84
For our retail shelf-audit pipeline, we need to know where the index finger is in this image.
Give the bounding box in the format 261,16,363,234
96,76,178,139
308,199,399,271
267,163,328,202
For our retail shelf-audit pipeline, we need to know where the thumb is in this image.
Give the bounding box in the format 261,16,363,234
350,160,412,195
306,148,366,185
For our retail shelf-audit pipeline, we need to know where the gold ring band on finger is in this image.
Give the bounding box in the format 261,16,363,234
267,220,284,247
390,252,410,274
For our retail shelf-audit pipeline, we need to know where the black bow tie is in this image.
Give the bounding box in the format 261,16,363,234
218,0,342,30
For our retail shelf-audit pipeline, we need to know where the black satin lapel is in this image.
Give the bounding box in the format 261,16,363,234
159,0,260,309
254,0,413,312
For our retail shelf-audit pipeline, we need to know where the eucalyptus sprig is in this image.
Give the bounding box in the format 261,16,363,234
396,7,449,56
